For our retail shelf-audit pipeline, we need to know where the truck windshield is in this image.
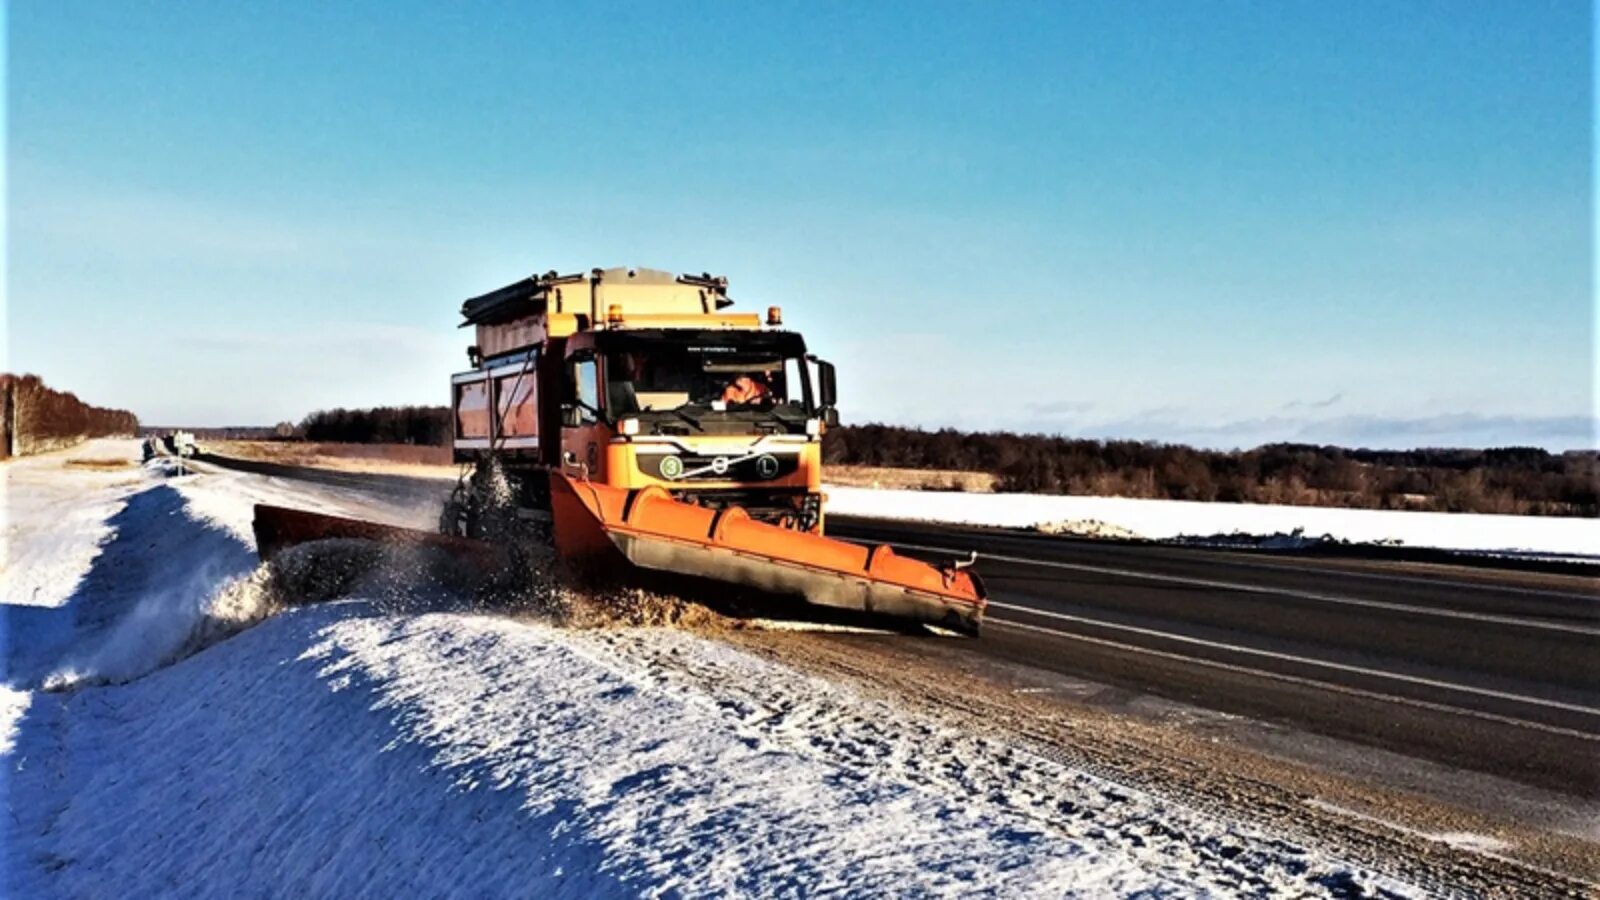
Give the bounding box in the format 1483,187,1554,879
604,343,812,418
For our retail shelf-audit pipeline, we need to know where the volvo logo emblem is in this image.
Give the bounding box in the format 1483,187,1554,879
711,456,730,475
755,454,780,479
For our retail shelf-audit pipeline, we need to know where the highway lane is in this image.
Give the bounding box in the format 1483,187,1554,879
196,453,1600,793
828,516,1600,793
832,517,1600,700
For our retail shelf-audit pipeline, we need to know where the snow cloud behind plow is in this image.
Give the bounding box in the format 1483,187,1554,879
32,525,517,690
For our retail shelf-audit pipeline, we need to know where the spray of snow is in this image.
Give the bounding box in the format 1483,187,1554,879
44,534,538,689
0,685,29,755
44,560,276,689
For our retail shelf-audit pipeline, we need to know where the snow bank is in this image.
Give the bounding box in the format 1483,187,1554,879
3,603,1409,897
2,440,389,688
825,485,1600,559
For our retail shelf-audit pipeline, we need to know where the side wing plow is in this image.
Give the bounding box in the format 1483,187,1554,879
253,503,510,571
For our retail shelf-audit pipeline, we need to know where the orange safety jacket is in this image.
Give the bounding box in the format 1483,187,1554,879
721,376,770,405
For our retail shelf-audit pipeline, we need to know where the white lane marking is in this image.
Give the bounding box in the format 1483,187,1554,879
986,601,1600,719
879,539,1600,637
986,617,1600,742
925,526,1600,602
1175,552,1599,603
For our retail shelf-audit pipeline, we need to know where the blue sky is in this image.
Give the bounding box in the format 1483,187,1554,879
6,1,1594,449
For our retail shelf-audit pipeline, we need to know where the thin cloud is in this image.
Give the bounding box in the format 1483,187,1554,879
1280,393,1343,411
1026,400,1095,416
924,406,1597,452
1081,411,1598,452
1287,413,1598,450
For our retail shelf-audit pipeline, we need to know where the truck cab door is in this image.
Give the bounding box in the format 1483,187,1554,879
560,352,604,479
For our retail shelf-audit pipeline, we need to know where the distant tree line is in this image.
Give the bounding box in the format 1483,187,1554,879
279,406,1597,516
824,424,1599,517
1,374,140,458
298,406,453,446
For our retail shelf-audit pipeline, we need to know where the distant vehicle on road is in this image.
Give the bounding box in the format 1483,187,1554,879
165,431,198,458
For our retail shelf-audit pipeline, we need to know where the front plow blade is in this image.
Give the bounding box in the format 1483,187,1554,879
252,504,508,571
549,476,986,634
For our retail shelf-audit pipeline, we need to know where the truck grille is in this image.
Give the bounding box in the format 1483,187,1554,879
637,452,799,482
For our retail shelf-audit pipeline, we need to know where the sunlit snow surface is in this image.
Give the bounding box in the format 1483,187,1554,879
2,441,1416,897
825,485,1600,560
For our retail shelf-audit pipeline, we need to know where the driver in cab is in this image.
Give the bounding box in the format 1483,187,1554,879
720,371,772,405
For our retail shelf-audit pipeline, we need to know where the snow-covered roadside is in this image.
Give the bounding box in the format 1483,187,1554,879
2,441,144,611
4,439,1421,896
2,439,386,688
824,484,1600,560
4,600,1413,897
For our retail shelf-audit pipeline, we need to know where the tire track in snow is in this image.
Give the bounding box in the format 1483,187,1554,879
554,625,1417,897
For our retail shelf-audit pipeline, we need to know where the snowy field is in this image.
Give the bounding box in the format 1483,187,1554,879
825,484,1600,560
3,440,1417,896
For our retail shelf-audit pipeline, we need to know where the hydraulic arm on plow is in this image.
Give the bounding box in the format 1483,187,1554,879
254,267,985,634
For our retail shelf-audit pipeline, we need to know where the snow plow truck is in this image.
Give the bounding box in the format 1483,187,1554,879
253,267,986,634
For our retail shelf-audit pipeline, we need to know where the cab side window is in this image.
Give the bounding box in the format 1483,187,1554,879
572,357,599,424
785,357,810,409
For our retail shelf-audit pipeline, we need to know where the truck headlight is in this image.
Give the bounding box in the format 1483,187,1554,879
805,418,822,437
618,417,640,436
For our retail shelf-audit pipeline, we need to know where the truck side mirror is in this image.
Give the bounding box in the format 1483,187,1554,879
817,359,837,409
822,407,840,428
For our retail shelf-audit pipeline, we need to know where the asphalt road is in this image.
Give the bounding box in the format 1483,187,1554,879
197,453,1600,794
828,516,1600,795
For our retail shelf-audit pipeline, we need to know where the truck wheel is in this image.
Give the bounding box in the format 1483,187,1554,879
439,497,468,537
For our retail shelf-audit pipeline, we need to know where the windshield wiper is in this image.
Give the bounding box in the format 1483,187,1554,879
758,405,807,428
668,407,704,432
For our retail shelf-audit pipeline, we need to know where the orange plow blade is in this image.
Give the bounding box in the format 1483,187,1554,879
550,475,986,634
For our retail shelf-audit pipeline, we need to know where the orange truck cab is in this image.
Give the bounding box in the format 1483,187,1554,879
450,267,839,532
